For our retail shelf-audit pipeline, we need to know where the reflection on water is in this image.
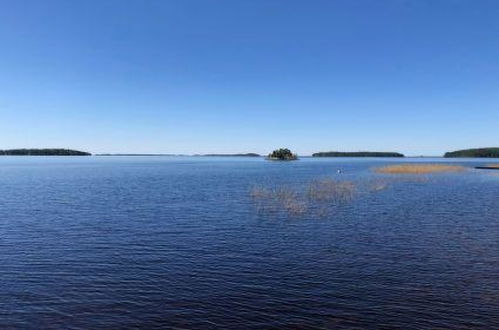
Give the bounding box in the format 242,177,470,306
1,156,499,328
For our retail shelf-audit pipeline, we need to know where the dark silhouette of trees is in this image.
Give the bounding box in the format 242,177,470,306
0,149,91,156
313,151,404,157
267,148,298,160
444,148,499,158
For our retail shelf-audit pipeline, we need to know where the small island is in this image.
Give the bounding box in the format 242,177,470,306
0,149,91,156
444,148,499,158
313,151,404,158
267,148,298,161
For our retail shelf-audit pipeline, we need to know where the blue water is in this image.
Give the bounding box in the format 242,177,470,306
1,156,499,329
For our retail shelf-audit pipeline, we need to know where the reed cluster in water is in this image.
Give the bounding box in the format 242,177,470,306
307,179,356,202
250,179,363,217
249,176,434,217
374,164,465,174
250,186,308,215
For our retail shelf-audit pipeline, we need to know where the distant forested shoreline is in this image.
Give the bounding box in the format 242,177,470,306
0,149,91,156
312,151,404,158
4,147,499,158
444,148,499,158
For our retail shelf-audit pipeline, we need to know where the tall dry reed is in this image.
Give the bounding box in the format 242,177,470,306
307,179,356,202
375,164,465,174
249,185,307,215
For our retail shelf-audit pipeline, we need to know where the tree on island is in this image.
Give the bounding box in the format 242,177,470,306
267,148,298,160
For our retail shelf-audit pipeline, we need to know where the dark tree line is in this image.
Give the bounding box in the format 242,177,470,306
0,149,91,156
312,151,404,157
444,148,499,158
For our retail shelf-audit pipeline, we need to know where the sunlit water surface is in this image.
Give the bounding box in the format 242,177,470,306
1,156,499,329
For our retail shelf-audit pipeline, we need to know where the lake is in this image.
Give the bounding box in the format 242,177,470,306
1,156,499,329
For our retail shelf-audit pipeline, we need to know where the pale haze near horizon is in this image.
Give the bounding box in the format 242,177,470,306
1,0,498,156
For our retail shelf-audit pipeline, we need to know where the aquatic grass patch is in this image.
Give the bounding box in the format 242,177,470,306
249,174,436,218
306,179,357,218
307,179,356,202
249,185,307,216
250,171,441,219
274,187,308,215
374,164,466,174
365,178,390,192
250,179,358,218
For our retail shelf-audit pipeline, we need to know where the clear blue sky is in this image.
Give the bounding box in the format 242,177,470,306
1,0,498,155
